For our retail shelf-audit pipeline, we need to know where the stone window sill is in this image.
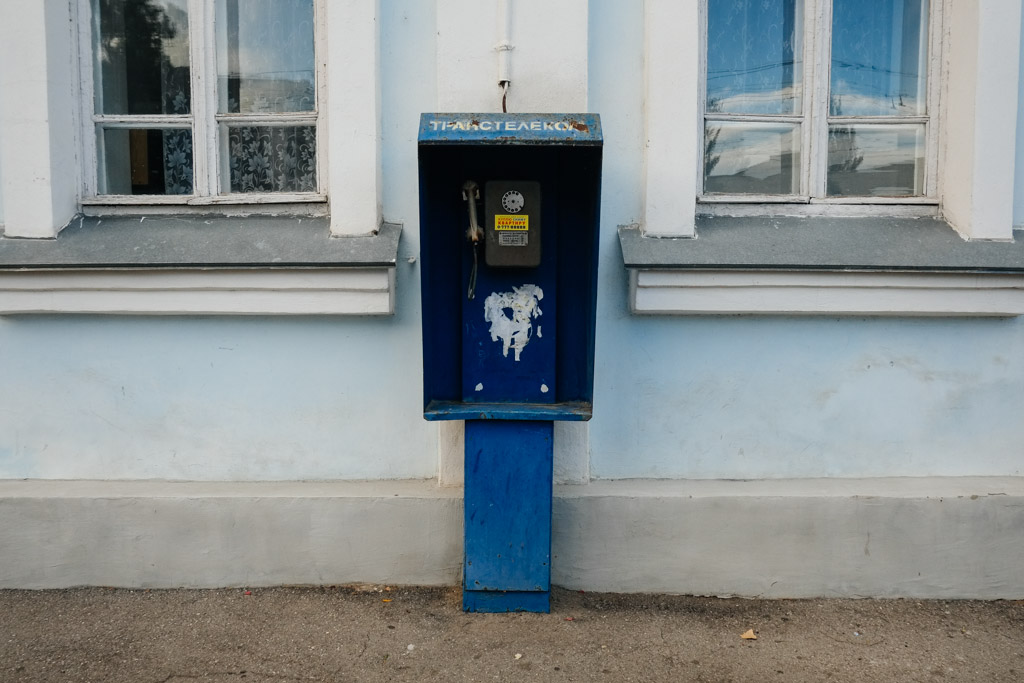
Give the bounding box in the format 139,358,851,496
619,217,1024,317
0,216,401,316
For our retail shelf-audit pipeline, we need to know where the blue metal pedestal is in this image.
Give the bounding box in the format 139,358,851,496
463,420,553,613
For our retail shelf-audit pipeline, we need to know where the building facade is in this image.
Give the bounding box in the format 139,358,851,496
1,0,1023,597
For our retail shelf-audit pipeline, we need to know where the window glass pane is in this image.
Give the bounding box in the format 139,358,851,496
704,122,801,194
830,0,929,116
826,124,924,196
706,0,803,115
93,0,191,115
98,127,193,195
216,0,316,114
223,125,317,193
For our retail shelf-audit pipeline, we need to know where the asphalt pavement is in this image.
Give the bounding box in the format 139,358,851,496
2,586,1022,682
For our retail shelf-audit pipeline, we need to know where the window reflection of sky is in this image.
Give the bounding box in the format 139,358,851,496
707,0,929,117
216,0,316,114
94,0,192,116
705,0,930,196
831,0,928,116
707,123,923,195
706,0,801,115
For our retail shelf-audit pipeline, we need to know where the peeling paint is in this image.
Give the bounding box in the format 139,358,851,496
482,285,543,361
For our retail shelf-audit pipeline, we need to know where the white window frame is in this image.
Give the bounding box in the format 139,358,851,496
76,0,328,207
698,0,944,207
642,0,1021,241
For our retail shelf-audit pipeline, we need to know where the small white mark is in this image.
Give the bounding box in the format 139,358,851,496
540,384,549,393
537,325,542,338
475,383,484,391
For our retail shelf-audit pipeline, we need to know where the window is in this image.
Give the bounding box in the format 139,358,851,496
702,0,937,202
87,0,321,200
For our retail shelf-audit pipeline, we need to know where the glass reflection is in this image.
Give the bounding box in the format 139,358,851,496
826,125,924,196
224,125,316,193
830,0,929,116
706,0,802,115
704,122,801,195
93,0,190,115
98,127,193,195
216,0,316,114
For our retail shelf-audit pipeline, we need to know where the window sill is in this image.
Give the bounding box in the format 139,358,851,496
619,217,1024,317
0,216,400,316
81,194,328,208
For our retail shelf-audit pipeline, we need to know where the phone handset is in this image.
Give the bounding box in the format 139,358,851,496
462,180,482,300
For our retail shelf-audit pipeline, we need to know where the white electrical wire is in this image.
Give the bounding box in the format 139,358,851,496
496,0,513,111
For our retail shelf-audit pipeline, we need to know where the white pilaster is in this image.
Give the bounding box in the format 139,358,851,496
0,0,80,238
941,0,1022,240
435,0,588,113
326,0,382,236
642,0,700,237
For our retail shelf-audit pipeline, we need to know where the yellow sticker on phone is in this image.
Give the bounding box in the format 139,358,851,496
495,215,529,231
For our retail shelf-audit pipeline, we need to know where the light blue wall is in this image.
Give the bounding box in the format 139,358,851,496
0,0,440,482
0,313,435,480
589,315,1024,479
585,0,1024,480
1,0,1022,482
0,80,4,229
1016,4,1024,229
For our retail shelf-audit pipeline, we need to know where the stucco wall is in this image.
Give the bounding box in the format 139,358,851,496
1016,3,1024,228
0,74,4,229
0,0,1022,483
0,312,434,480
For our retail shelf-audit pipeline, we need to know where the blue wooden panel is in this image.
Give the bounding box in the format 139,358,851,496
461,196,557,403
423,400,591,421
464,420,553,594
463,590,550,613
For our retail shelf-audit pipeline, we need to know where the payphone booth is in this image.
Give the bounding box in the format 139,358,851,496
418,113,602,612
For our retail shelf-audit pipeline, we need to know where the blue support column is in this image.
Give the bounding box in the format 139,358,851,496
463,420,553,613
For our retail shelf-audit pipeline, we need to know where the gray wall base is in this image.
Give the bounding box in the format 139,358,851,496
0,481,463,589
2,478,1022,598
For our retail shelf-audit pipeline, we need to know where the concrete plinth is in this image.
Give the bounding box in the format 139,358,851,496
1,477,1022,598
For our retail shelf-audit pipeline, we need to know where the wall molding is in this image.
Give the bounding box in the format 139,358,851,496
629,269,1024,316
0,268,395,316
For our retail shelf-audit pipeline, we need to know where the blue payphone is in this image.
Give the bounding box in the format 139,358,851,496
418,113,602,613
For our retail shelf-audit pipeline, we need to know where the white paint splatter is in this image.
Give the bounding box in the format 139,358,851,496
537,325,542,338
482,285,543,362
540,384,549,393
475,383,484,391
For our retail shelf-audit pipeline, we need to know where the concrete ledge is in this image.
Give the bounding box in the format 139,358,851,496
0,218,401,315
2,478,1022,598
620,220,1024,316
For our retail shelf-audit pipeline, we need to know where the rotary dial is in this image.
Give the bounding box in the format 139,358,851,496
501,190,525,213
